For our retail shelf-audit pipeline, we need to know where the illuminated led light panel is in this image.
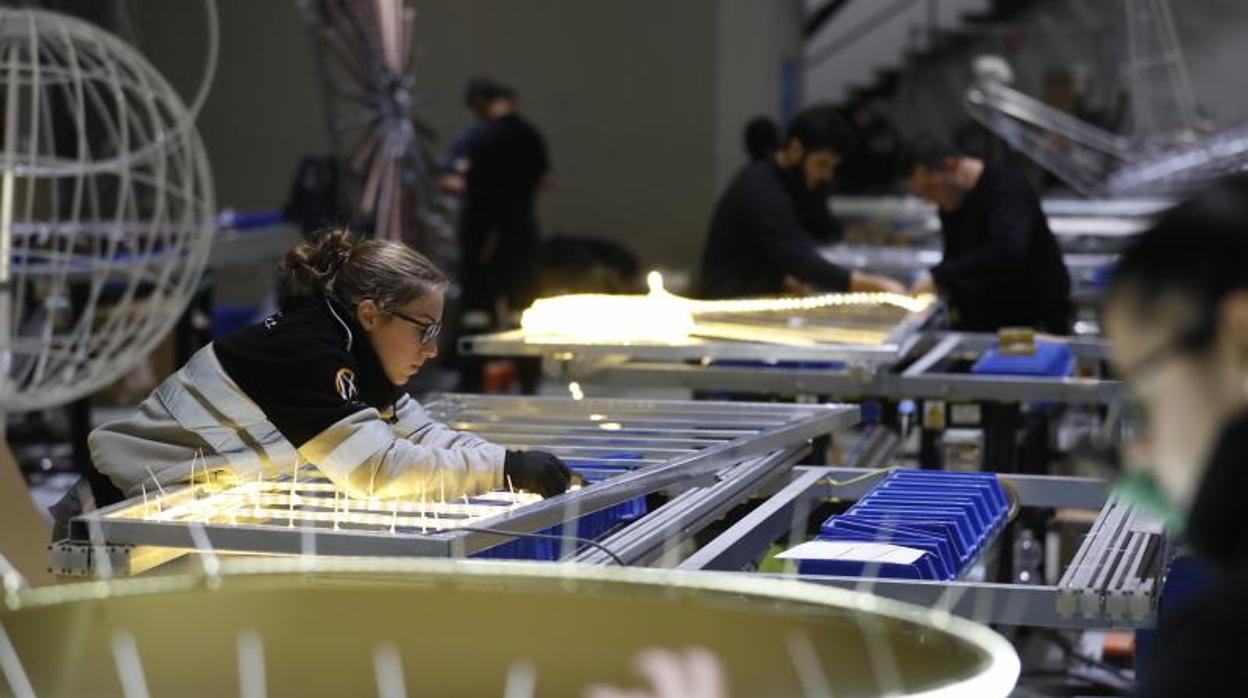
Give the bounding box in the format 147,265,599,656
519,272,932,346
106,467,544,536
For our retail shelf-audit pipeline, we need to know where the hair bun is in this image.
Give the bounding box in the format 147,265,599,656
277,228,357,307
276,227,448,312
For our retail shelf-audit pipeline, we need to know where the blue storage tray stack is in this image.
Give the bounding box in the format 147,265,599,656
970,340,1075,377
794,470,1009,580
474,457,648,561
564,450,645,482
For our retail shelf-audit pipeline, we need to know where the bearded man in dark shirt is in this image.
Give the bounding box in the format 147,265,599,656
698,105,902,299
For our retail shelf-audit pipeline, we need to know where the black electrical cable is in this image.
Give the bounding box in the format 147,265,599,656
1018,667,1134,695
454,526,627,566
1036,628,1134,681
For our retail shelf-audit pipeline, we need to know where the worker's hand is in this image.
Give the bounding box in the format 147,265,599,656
782,275,815,296
504,450,573,498
583,647,728,698
910,272,937,296
849,271,906,295
437,173,466,195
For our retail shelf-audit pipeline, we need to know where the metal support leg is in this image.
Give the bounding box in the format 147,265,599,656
677,467,832,572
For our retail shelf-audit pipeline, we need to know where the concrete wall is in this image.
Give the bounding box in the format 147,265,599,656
132,0,728,270
123,0,809,272
412,1,716,269
130,0,330,213
712,0,802,196
86,0,1248,271
1171,0,1248,129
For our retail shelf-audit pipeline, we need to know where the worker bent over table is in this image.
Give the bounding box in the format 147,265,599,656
51,229,571,538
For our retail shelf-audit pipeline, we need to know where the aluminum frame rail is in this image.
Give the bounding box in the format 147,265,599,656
962,0,1248,198
828,198,1143,308
821,246,1119,278
829,211,1152,245
821,246,1117,305
1055,492,1163,623
676,466,1160,630
573,425,900,568
571,448,808,566
965,79,1129,198
1107,124,1248,195
460,301,936,372
829,195,1171,221
463,330,1123,406
63,395,857,574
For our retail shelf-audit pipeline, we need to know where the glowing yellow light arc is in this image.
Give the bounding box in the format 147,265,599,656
520,271,931,345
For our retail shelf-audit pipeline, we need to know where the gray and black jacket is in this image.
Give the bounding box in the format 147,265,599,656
88,297,504,502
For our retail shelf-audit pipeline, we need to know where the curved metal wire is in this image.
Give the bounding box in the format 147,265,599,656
0,8,216,412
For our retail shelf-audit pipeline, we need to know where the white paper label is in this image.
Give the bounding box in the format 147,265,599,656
777,540,926,565
950,403,982,425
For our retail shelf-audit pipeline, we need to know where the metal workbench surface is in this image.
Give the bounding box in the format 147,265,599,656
63,395,859,573
676,466,1161,630
463,327,1123,405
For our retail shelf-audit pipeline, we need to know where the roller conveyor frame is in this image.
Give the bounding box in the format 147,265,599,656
1055,492,1163,622
570,448,809,566
456,306,1148,631
829,195,1165,240
820,245,1118,306
463,327,1123,406
56,395,857,576
823,195,1161,307
820,245,1119,278
674,466,1164,630
829,195,1170,220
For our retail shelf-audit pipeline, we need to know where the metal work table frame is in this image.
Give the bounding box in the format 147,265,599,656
676,466,1158,630
463,329,1123,406
66,395,859,568
461,303,936,371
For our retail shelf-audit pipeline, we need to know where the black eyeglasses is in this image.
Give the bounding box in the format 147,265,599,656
389,310,442,346
1107,324,1212,437
1115,325,1211,384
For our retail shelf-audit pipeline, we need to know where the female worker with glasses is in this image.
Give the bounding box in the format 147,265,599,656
55,229,570,536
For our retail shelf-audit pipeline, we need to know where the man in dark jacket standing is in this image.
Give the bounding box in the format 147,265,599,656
697,105,902,299
902,136,1072,333
458,81,549,323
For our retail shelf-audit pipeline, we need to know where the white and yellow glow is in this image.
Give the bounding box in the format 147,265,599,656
111,471,551,535
521,272,695,344
519,271,932,346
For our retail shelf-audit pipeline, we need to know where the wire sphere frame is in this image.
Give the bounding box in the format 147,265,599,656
0,8,216,413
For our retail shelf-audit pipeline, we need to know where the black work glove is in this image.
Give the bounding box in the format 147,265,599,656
503,450,572,498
